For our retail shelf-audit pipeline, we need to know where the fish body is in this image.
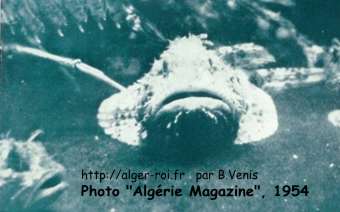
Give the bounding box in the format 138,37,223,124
0,131,67,211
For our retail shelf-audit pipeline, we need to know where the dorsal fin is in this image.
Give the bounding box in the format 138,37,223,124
27,130,44,142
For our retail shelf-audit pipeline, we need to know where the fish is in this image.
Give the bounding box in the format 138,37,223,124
0,130,67,211
97,35,278,148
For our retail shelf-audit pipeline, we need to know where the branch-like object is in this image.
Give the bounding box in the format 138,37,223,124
2,45,126,91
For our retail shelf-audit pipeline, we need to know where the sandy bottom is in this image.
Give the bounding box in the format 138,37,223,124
33,85,340,212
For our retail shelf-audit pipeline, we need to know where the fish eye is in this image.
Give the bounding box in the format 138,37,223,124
249,72,264,87
6,147,30,172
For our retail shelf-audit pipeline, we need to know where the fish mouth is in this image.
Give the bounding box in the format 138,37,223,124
142,90,240,156
161,91,225,107
145,89,240,144
27,171,68,209
155,90,232,117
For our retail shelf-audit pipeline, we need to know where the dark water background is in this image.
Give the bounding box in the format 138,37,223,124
1,0,340,211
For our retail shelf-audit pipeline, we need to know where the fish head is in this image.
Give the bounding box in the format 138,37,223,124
0,133,67,211
139,35,249,149
98,35,278,151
